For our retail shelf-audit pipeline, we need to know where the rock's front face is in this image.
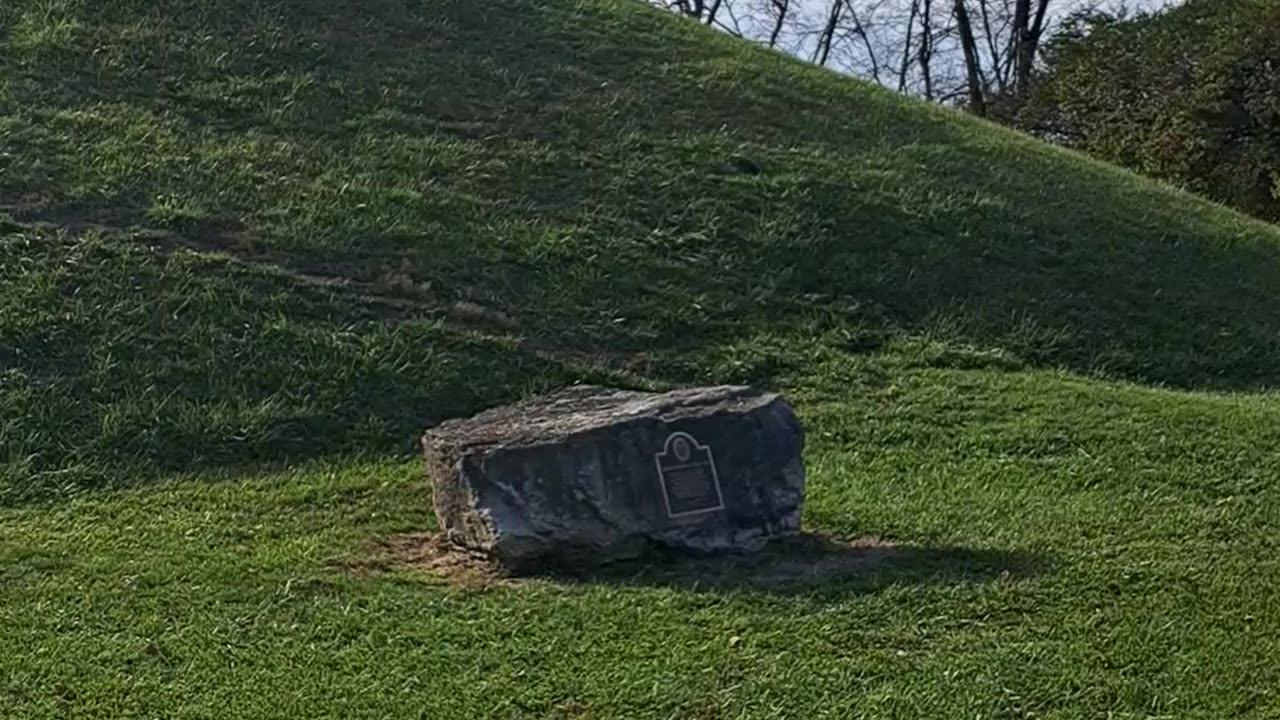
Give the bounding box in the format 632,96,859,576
422,385,805,572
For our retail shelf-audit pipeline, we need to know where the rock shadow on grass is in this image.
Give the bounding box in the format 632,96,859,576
353,532,1050,596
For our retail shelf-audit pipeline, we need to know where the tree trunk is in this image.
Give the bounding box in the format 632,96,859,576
1011,0,1031,92
768,0,789,48
705,0,723,25
847,1,883,84
1017,0,1052,94
953,0,987,115
977,0,1008,92
898,0,920,92
919,0,935,100
814,0,842,67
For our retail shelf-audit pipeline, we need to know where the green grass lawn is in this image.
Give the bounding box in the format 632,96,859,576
3,0,1280,717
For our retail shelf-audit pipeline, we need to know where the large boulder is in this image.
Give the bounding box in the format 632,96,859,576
422,385,805,572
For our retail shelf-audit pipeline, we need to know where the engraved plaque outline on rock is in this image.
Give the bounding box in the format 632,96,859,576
654,431,725,518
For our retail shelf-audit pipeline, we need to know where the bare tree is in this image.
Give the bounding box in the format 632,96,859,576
841,1,885,84
896,0,920,92
814,0,844,66
918,0,936,100
953,0,987,114
767,0,790,48
1016,0,1053,94
647,0,1080,113
953,0,1053,110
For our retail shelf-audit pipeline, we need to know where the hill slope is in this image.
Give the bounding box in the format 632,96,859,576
2,1,1280,718
4,0,1280,499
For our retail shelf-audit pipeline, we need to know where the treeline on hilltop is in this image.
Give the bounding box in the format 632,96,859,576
655,0,1279,224
1008,0,1280,223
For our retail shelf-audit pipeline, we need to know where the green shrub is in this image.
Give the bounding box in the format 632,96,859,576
1014,0,1280,222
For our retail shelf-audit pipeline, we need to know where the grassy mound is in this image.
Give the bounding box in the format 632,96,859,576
2,1,1279,717
4,0,1280,500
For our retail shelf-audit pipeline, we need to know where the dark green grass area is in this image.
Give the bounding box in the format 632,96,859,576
0,225,587,500
3,0,1280,716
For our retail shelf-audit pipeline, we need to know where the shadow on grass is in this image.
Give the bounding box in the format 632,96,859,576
366,532,1051,598
547,533,1050,597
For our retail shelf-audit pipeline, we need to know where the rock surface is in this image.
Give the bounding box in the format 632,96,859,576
422,385,805,572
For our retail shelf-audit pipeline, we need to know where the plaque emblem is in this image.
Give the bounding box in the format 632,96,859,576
654,432,725,518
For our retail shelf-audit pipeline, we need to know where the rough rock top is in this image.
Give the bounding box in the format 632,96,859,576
424,385,776,451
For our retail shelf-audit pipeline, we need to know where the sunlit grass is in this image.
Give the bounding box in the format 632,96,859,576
2,0,1279,716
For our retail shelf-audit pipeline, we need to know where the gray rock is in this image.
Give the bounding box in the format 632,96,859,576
422,385,805,572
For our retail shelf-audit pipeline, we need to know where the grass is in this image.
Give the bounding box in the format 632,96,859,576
2,0,1280,716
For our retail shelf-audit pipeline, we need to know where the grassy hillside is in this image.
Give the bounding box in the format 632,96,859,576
2,1,1279,717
